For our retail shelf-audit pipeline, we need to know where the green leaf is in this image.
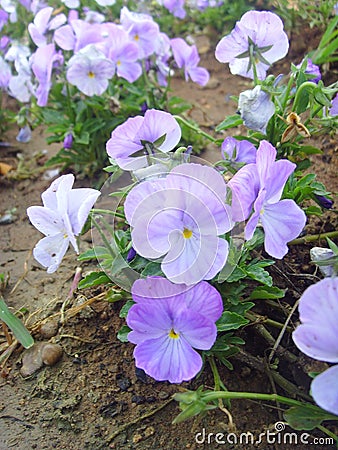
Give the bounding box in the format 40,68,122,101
117,324,131,343
284,405,338,431
119,300,134,318
141,262,164,277
226,266,247,283
77,246,110,261
250,286,286,300
215,115,243,132
216,311,249,332
246,264,273,286
0,298,34,349
304,205,323,216
78,271,110,289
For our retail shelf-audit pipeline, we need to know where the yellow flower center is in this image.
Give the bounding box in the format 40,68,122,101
88,71,95,78
134,34,140,41
169,328,180,339
183,227,193,239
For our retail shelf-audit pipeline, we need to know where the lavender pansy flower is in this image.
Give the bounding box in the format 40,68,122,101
329,94,338,116
106,109,181,171
292,277,338,415
28,6,66,47
98,23,141,83
127,276,223,383
120,7,160,59
229,141,306,258
0,9,8,31
27,174,100,273
16,125,32,143
124,163,233,285
238,85,275,134
54,19,104,52
170,37,209,86
66,45,115,96
247,141,306,258
31,43,63,106
161,0,186,19
221,136,256,166
0,55,11,89
215,10,289,80
296,58,321,83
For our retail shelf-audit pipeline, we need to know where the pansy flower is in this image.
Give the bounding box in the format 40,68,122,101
106,109,181,171
293,277,338,415
127,276,223,383
215,10,289,80
27,174,100,273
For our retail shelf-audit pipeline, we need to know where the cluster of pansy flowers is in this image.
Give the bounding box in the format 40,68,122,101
0,2,209,130
26,8,338,399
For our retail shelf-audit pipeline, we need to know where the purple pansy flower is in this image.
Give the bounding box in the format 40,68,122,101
28,6,66,47
120,7,160,59
292,277,338,415
66,45,115,96
54,19,104,52
124,163,233,285
16,125,32,143
170,37,209,86
329,94,338,117
98,23,141,83
162,0,186,19
229,140,306,258
127,276,223,383
238,85,275,134
106,109,181,171
27,174,101,273
221,136,256,166
0,55,11,89
215,10,289,80
31,43,63,106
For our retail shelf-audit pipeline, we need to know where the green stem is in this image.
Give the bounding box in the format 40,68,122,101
91,209,125,220
91,216,115,258
293,81,315,113
173,115,217,143
289,230,338,245
203,391,306,408
281,74,295,112
209,356,221,391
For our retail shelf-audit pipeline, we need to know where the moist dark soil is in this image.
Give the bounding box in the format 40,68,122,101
0,28,337,450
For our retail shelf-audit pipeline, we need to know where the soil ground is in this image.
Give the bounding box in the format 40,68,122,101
0,28,337,450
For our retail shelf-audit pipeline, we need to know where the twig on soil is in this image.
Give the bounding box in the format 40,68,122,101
9,250,31,295
106,398,174,444
267,298,300,366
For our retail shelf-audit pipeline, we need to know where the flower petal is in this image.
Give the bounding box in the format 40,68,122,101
260,199,306,258
311,365,338,415
133,334,203,383
292,278,338,362
33,233,69,273
27,206,65,236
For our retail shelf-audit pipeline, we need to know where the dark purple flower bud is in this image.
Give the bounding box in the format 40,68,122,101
314,194,334,209
140,102,148,114
63,133,73,149
127,247,137,262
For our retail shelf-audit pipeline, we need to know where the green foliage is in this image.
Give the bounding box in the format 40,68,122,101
0,297,34,349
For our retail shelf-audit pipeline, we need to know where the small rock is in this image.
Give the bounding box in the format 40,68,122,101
39,320,59,339
20,342,63,377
